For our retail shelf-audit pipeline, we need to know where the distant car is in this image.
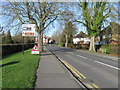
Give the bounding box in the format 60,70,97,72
95,41,101,45
95,41,108,45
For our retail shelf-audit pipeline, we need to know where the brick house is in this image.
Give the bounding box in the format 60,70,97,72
95,22,120,45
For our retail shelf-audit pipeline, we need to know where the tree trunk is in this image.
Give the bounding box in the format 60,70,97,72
65,34,68,47
38,23,44,52
89,36,96,51
38,33,43,52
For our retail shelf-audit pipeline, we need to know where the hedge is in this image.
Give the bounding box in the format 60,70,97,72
2,44,34,56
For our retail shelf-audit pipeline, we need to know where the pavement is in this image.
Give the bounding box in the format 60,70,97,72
35,46,82,88
46,45,119,89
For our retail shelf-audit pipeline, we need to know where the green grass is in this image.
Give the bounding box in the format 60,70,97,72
1,49,40,88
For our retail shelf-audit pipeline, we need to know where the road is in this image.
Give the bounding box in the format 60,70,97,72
46,45,119,89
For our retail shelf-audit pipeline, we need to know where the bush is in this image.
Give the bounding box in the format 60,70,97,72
110,44,119,54
81,44,89,50
73,44,80,49
68,44,74,48
59,43,65,47
99,44,111,54
99,44,119,54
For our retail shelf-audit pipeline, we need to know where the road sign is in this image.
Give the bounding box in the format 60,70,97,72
22,24,36,36
31,45,40,54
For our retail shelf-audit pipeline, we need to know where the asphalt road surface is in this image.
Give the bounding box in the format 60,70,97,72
46,45,119,89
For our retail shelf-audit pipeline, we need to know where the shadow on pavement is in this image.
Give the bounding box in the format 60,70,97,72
41,53,53,56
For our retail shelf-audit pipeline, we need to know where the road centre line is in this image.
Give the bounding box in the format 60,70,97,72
94,61,120,70
67,52,74,54
67,52,119,71
67,52,87,59
76,55,87,59
76,50,119,62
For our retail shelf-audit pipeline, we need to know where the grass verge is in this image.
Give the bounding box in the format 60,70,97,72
1,49,40,88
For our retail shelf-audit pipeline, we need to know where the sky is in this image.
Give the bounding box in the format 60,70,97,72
0,1,119,37
0,0,119,2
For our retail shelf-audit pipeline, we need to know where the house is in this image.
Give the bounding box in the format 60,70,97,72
73,31,90,44
95,22,120,45
43,36,55,44
43,36,50,44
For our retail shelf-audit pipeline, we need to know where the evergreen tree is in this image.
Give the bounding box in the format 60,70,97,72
6,30,13,44
2,31,5,44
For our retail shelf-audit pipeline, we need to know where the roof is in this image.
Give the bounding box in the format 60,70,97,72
74,31,88,38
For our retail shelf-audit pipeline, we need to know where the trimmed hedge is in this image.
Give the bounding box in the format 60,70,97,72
2,44,34,56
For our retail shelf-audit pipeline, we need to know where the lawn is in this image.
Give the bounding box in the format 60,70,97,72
1,49,40,88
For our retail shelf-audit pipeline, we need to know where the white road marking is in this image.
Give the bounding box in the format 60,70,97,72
94,61,120,70
67,52,74,54
76,55,87,59
67,52,87,59
89,59,93,61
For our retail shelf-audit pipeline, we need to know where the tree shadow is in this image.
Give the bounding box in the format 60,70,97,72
41,53,52,56
1,54,12,60
0,61,20,67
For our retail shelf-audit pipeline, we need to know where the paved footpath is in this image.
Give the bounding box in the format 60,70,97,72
35,46,81,88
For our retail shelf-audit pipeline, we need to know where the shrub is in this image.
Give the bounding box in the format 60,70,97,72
74,44,80,49
110,44,119,54
68,44,74,48
59,43,65,47
99,44,111,54
81,44,89,50
99,44,119,54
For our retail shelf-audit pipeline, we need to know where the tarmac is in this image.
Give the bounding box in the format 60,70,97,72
35,46,81,88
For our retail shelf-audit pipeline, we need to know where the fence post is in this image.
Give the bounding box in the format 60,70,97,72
22,36,24,55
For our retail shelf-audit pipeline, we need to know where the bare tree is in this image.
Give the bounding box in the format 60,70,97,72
1,2,67,51
51,28,62,44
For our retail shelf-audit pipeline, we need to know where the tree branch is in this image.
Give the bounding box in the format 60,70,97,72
44,16,57,30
